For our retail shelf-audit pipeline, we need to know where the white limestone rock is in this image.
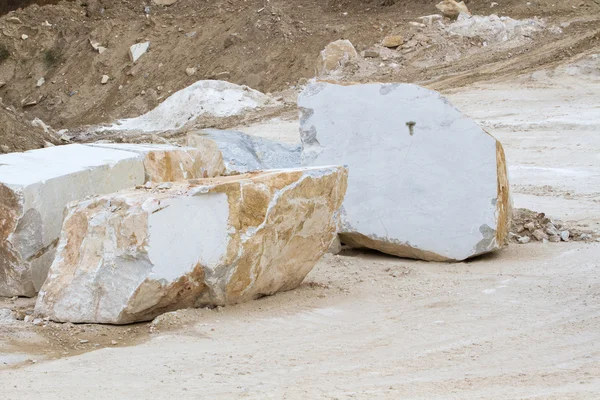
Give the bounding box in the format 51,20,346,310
35,166,348,324
0,145,144,297
129,42,150,63
101,80,275,133
0,144,206,297
299,81,510,261
186,129,301,177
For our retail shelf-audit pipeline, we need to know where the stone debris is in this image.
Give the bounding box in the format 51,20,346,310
299,81,511,261
0,144,206,297
0,308,16,324
418,14,443,26
436,0,470,20
381,35,404,48
129,42,150,63
509,208,593,244
532,229,548,241
101,75,109,84
89,39,107,54
21,34,28,40
361,49,380,58
100,80,275,133
186,129,301,177
35,166,348,324
316,40,358,76
185,67,197,76
36,78,45,87
447,14,545,43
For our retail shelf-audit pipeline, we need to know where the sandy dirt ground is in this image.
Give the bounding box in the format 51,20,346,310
1,52,599,398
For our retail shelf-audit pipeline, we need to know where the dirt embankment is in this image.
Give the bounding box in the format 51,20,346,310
0,0,597,133
0,0,71,16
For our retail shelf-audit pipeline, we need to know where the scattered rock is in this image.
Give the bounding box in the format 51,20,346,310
548,235,561,243
79,339,89,344
186,129,301,177
185,67,197,76
381,35,404,48
21,34,28,40
101,80,275,132
129,42,150,63
0,308,16,324
111,340,118,345
35,166,348,324
315,39,358,76
524,222,535,231
418,14,443,26
36,78,45,87
447,14,544,43
361,49,380,58
436,0,470,19
545,223,559,236
517,236,531,244
101,75,109,84
560,231,570,242
32,318,43,325
212,71,231,80
24,315,34,323
299,82,510,261
532,229,549,241
328,236,343,255
89,39,107,54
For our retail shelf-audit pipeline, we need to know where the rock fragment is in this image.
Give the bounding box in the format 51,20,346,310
35,166,348,324
89,39,107,54
381,35,404,48
299,81,510,261
532,229,548,241
361,49,380,58
436,0,470,19
101,75,109,84
517,236,531,244
315,40,358,76
560,230,570,242
129,42,150,63
185,67,197,76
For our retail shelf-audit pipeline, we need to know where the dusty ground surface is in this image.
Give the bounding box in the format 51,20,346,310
1,0,600,398
1,49,599,398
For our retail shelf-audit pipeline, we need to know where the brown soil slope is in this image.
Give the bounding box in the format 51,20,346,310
0,0,597,132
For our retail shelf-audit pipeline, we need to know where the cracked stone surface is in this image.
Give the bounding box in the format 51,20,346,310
299,81,510,261
35,166,348,324
186,129,301,177
0,144,205,297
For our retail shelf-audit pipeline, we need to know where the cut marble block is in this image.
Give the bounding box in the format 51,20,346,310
186,129,301,177
35,166,348,324
0,143,206,297
299,81,510,261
